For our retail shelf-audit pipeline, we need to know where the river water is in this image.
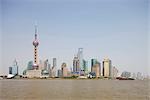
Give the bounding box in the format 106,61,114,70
0,79,149,100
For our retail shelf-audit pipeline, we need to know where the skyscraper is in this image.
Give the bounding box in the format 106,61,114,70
61,62,68,77
48,63,51,71
91,64,100,78
53,58,57,67
9,59,19,75
91,59,98,71
91,59,100,77
83,59,88,73
57,69,62,78
103,58,112,77
44,59,49,70
9,67,12,74
50,67,56,78
27,61,33,70
53,58,56,76
73,56,80,73
40,59,50,78
38,60,43,70
77,48,83,71
112,66,118,78
97,62,101,76
50,58,57,77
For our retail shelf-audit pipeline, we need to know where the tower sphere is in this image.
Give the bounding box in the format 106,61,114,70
32,63,38,69
33,40,39,47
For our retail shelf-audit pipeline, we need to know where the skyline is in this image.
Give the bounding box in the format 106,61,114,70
0,0,149,75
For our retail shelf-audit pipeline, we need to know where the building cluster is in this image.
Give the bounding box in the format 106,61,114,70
72,49,118,79
23,47,118,79
20,27,116,78
6,27,149,80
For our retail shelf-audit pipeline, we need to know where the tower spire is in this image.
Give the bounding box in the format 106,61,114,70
34,25,37,40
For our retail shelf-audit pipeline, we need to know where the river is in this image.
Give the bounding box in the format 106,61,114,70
0,79,149,100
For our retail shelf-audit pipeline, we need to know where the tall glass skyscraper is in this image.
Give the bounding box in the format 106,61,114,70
9,67,12,74
9,59,19,75
27,61,33,70
44,59,49,70
91,59,97,70
73,56,80,73
83,60,88,73
77,48,83,71
51,58,57,77
53,58,57,67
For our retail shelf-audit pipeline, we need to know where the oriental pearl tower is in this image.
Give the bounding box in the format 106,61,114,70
32,26,39,70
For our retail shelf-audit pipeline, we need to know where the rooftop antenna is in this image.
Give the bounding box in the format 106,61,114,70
34,21,38,40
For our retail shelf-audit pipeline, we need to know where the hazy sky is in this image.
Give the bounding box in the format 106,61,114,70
0,0,149,75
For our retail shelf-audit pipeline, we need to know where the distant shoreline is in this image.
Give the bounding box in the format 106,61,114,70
1,78,149,81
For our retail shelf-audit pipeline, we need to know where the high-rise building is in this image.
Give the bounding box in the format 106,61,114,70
83,60,88,73
77,48,83,71
73,56,80,73
97,62,101,76
48,64,51,71
51,58,57,77
91,59,100,77
112,66,118,78
27,61,33,70
9,67,12,74
91,59,97,71
91,64,100,77
44,59,49,70
40,59,50,78
9,59,19,75
61,62,68,77
91,59,97,67
73,48,86,75
50,66,56,78
57,69,62,78
102,58,112,77
91,59,101,76
53,58,57,67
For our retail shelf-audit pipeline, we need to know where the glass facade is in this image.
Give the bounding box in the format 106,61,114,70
83,60,88,72
9,65,18,75
9,60,19,75
73,56,80,73
27,61,33,70
77,48,83,71
91,59,97,67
